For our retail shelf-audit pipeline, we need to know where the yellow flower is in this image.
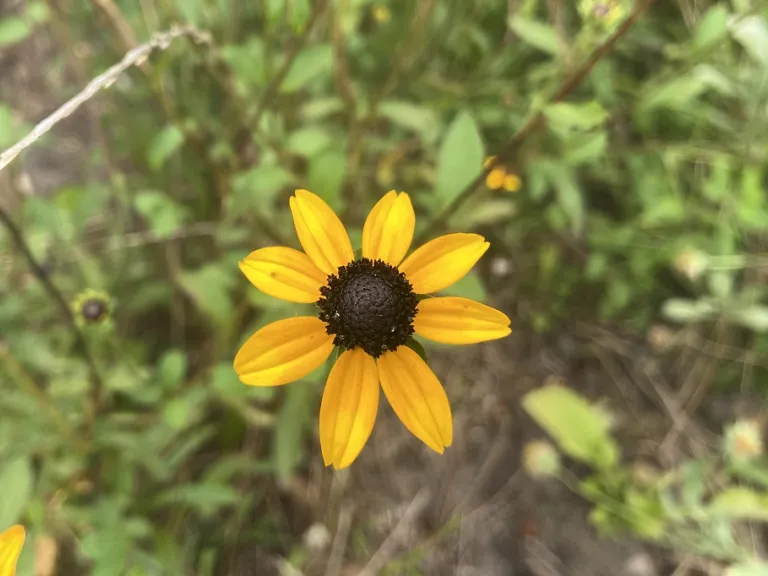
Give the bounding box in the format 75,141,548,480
0,525,25,576
235,189,511,469
484,156,521,193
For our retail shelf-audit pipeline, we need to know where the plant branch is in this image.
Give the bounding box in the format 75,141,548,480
0,207,105,412
415,0,657,243
0,26,210,174
249,0,329,131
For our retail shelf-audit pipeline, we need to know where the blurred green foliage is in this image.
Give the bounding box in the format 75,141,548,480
1,0,768,573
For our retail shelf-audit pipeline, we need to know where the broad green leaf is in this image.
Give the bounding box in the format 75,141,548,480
522,384,619,469
439,270,487,303
285,126,332,157
544,102,608,134
564,132,607,166
281,44,333,93
0,457,33,528
457,199,516,228
134,191,188,238
301,97,344,120
693,5,730,50
507,16,560,55
221,40,266,92
378,101,440,144
709,487,768,520
274,383,313,481
157,350,187,390
177,264,236,325
230,164,294,214
147,125,185,171
307,147,347,212
435,110,484,208
162,390,206,431
730,15,768,67
726,562,768,576
0,18,31,48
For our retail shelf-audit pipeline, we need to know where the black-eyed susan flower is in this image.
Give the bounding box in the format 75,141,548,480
235,190,511,469
0,525,24,576
484,156,521,193
71,289,113,328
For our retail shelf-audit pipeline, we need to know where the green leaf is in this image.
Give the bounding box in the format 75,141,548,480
0,18,31,48
175,0,206,25
157,350,187,390
177,264,236,325
435,110,484,208
439,270,487,303
730,15,768,68
726,562,768,576
155,483,242,518
378,101,440,144
285,126,332,157
709,487,768,520
25,1,50,24
661,298,716,324
147,125,185,171
457,199,516,228
307,148,347,212
274,383,313,481
507,16,560,55
405,338,427,362
0,457,33,528
544,102,608,134
729,306,768,332
640,75,707,112
229,164,294,216
522,384,619,469
281,44,333,93
692,5,730,50
547,163,584,233
134,191,188,238
564,132,607,166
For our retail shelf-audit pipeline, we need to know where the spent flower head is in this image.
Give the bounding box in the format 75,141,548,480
71,289,113,328
235,189,511,469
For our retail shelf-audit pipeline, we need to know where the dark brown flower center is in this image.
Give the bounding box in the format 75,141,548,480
317,258,418,358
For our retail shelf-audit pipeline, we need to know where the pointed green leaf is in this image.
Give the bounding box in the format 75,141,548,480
435,111,484,208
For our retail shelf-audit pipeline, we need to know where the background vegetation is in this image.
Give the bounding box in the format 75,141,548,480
1,0,768,574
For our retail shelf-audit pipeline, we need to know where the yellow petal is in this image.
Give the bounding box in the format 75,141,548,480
0,525,24,576
319,349,379,469
290,189,354,275
362,191,415,266
234,317,334,386
377,346,452,453
399,233,489,294
414,297,511,344
485,168,505,190
239,247,328,304
503,173,521,192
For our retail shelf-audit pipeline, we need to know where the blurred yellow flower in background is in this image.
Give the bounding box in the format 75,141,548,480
0,525,25,576
484,156,522,192
235,190,511,469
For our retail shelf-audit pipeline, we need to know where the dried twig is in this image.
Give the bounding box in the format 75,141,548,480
0,25,210,174
325,504,354,576
357,488,432,576
416,0,658,243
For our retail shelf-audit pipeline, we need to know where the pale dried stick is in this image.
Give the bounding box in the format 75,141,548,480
0,25,211,174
